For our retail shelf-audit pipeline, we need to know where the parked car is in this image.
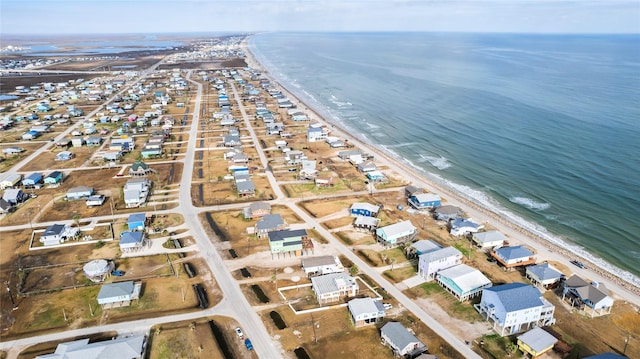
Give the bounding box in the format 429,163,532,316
383,303,393,310
235,327,243,338
111,270,125,277
244,338,253,351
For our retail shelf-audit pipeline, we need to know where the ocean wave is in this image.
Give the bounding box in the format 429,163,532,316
419,154,452,170
509,196,551,211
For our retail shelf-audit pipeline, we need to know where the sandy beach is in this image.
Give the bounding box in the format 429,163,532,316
240,39,640,307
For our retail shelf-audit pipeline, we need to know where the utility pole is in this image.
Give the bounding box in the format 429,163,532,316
5,281,17,309
624,336,630,355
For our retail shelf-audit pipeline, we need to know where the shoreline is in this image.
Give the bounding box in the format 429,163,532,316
240,37,640,305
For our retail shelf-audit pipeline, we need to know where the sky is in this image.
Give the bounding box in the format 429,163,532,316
1,0,639,35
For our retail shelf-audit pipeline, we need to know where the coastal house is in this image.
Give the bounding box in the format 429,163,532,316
123,178,151,208
347,298,385,327
235,177,256,197
86,136,103,146
475,282,556,336
525,263,564,289
302,255,344,277
243,201,271,219
561,275,614,317
350,202,381,217
86,195,106,207
71,137,84,147
516,326,558,358
223,134,241,147
119,231,145,252
307,127,326,142
366,170,386,182
380,322,428,358
418,246,463,281
433,205,462,221
40,224,79,246
357,161,377,173
449,217,483,236
55,151,74,161
255,214,287,238
129,161,154,177
44,171,63,185
353,216,380,232
490,245,536,269
2,146,24,155
436,264,493,301
405,185,423,198
268,229,308,255
22,130,41,140
33,335,146,359
96,281,141,308
2,188,26,205
407,239,442,258
311,273,359,305
0,174,22,189
127,213,147,231
376,220,417,246
409,193,442,210
0,199,14,214
66,186,94,200
472,230,508,250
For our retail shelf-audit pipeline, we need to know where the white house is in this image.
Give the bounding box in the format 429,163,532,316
475,283,556,336
34,335,146,359
96,281,141,308
376,220,417,246
450,218,483,236
347,297,385,327
123,178,151,208
311,273,359,305
472,230,508,249
436,264,492,301
40,224,79,246
302,255,344,277
562,275,614,317
307,127,326,142
418,246,463,281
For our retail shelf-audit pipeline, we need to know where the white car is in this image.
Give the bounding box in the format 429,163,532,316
235,327,244,338
383,303,393,310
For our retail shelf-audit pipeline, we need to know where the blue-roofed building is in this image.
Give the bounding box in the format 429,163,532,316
349,202,381,217
583,354,628,359
449,217,483,236
120,231,145,252
127,213,147,231
475,282,556,336
22,172,43,188
491,245,536,269
407,239,442,258
526,263,564,289
44,171,63,185
408,193,441,210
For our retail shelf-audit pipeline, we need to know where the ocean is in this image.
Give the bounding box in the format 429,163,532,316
249,32,640,286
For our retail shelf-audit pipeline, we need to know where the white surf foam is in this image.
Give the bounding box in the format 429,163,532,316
509,196,551,211
419,154,452,170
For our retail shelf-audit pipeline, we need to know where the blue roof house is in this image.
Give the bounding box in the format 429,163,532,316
525,263,563,289
450,217,483,236
22,172,43,187
408,193,441,210
350,202,381,217
127,213,147,231
474,282,556,336
120,231,145,252
44,171,63,184
491,245,536,269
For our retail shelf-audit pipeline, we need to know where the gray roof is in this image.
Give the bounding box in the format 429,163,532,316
311,273,357,295
526,263,563,281
483,283,544,312
34,335,145,359
302,255,339,268
434,205,461,215
120,231,144,245
67,186,93,195
354,216,380,227
451,217,480,229
419,246,462,263
494,245,534,260
517,327,558,353
249,201,271,212
564,274,590,288
381,322,425,351
411,240,442,254
43,224,66,237
268,229,307,242
565,275,611,304
256,214,284,231
236,180,255,193
437,264,492,293
96,281,134,301
473,230,507,244
348,297,385,317
378,220,416,238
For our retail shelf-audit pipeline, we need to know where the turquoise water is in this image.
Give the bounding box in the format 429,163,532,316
250,32,640,285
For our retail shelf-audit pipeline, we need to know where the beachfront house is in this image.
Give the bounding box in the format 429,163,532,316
517,327,558,358
34,335,146,359
418,246,463,281
348,297,386,327
475,282,556,336
44,171,63,185
449,217,483,236
436,264,492,301
405,185,423,198
302,255,344,277
40,224,79,246
376,220,417,246
562,275,614,317
408,193,441,210
380,322,428,358
433,205,462,221
525,263,564,289
311,273,359,305
350,202,381,217
119,231,145,252
307,127,326,142
490,245,536,269
96,281,141,308
268,229,307,255
472,230,508,250
255,214,287,238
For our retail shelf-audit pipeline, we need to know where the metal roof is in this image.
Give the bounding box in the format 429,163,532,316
348,297,385,317
517,327,558,353
437,264,492,293
494,245,534,260
483,283,544,312
381,322,425,351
